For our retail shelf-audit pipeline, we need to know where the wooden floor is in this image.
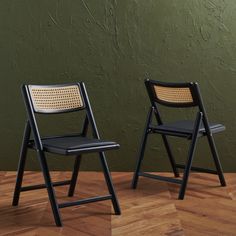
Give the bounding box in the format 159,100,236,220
0,172,236,236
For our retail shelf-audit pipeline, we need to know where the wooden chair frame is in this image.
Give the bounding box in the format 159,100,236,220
132,79,226,199
12,82,121,226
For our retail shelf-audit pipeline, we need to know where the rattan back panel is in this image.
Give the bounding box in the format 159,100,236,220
28,85,84,113
154,85,193,104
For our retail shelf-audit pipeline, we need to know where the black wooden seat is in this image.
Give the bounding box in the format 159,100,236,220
150,120,225,138
28,135,119,155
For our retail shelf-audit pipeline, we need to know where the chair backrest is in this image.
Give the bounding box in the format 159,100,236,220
21,82,101,150
145,79,199,108
27,84,85,114
144,79,214,134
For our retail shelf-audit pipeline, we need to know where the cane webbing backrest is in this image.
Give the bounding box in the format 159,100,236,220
145,80,197,107
28,84,84,113
154,85,193,104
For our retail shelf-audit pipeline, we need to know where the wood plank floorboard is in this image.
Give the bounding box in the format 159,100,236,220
0,172,235,235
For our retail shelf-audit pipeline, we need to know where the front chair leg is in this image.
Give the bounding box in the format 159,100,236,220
68,155,82,197
12,121,31,206
132,107,153,189
99,152,121,215
178,112,202,200
206,133,226,186
37,151,62,227
131,130,149,189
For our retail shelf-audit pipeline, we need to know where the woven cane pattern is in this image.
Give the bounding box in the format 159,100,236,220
29,85,83,113
154,85,193,104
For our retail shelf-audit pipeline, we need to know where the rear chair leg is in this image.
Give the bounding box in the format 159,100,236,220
12,121,31,206
178,112,202,200
68,155,82,197
99,152,121,215
37,151,62,227
153,105,179,177
161,135,180,177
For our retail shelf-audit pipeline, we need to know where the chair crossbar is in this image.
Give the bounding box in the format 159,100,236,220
21,180,71,192
175,164,218,174
58,195,112,208
139,172,183,184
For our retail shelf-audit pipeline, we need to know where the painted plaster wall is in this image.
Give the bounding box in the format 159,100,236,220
0,0,235,171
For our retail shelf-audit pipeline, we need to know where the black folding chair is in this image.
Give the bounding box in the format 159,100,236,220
132,79,226,199
12,83,121,226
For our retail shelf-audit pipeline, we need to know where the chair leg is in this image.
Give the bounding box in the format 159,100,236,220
37,151,62,227
178,142,197,200
99,152,121,215
131,107,153,189
68,155,82,197
206,134,226,186
12,121,31,206
178,112,202,200
161,135,180,177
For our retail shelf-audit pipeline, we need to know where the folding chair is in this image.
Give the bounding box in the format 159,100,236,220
132,79,226,199
12,82,121,226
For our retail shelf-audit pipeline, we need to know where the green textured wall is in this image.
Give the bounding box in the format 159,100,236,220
0,0,235,171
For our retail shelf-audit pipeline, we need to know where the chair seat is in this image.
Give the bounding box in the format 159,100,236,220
150,120,225,138
29,135,119,155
